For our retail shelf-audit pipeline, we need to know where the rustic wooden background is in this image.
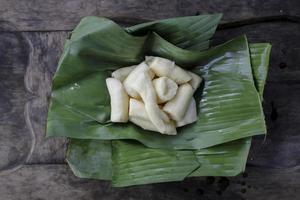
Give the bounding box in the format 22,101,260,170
0,0,300,199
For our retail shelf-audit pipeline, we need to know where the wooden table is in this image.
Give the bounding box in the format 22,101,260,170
1,1,300,199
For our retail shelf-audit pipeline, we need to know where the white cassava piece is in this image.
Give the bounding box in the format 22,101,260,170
153,77,178,103
129,98,158,132
123,62,155,99
106,78,129,122
163,83,194,121
176,97,197,127
188,71,203,91
112,65,136,81
146,56,192,84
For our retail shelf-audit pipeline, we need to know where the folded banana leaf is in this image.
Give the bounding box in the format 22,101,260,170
249,43,271,98
67,138,251,187
47,16,266,150
66,43,271,186
47,15,271,187
126,14,222,50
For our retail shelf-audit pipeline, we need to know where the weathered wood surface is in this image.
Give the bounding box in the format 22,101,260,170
1,0,300,199
0,0,299,31
0,23,32,174
24,31,69,164
250,82,300,168
0,164,299,200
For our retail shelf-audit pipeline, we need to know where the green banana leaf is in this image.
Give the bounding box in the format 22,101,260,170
249,43,271,99
66,43,271,186
189,138,251,178
66,139,112,180
111,138,251,187
48,15,271,187
111,140,200,187
126,14,222,50
66,138,251,187
47,16,266,150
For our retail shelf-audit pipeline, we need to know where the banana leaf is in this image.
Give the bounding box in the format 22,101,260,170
66,43,271,186
48,15,271,186
47,16,266,150
66,138,251,187
126,14,222,50
66,139,112,180
249,43,271,98
111,140,200,187
111,138,251,187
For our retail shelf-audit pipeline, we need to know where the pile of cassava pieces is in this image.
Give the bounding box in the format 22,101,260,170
106,56,202,135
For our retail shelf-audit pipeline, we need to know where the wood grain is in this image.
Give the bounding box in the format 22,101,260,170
0,164,299,200
0,0,299,31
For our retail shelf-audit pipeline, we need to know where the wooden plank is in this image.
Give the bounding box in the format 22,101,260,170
2,20,298,166
23,31,70,164
0,29,33,174
0,29,69,169
0,0,299,31
249,82,300,168
0,164,299,200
